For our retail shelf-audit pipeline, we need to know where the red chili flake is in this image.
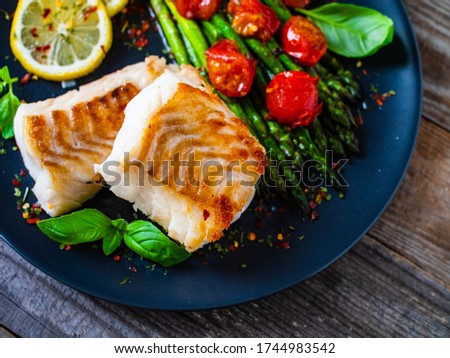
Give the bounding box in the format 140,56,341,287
113,254,121,262
355,114,364,127
20,169,27,176
310,211,319,221
64,244,72,251
332,162,341,171
48,23,54,31
135,36,148,48
12,178,21,187
308,200,317,209
27,217,41,225
127,27,136,38
30,27,38,38
141,20,150,32
362,69,368,76
129,265,138,273
32,203,41,209
136,29,142,36
371,90,396,107
228,245,238,252
42,8,51,19
19,73,32,85
35,44,51,52
83,6,97,21
275,241,291,250
248,232,257,241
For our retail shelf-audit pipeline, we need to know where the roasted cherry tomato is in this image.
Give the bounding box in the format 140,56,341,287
205,39,256,98
281,16,327,66
266,71,322,127
174,0,221,20
283,0,311,8
228,0,280,43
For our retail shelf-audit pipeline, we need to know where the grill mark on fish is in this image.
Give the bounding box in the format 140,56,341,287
131,83,266,239
27,83,140,177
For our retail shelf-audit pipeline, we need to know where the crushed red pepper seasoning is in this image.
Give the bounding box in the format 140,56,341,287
114,0,153,50
83,6,97,21
42,8,51,19
13,171,44,224
372,89,396,107
30,27,38,38
19,73,32,85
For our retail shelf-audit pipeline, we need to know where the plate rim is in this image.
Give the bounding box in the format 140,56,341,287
0,0,423,310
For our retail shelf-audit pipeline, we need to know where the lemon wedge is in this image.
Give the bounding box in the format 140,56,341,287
103,0,128,17
10,0,113,81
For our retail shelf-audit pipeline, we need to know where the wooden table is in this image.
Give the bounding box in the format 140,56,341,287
1,0,449,338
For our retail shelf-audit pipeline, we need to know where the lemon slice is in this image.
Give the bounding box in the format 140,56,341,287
103,0,128,17
10,0,113,81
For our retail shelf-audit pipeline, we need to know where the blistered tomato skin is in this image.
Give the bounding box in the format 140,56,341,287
174,0,221,20
282,16,328,66
205,39,256,98
228,0,281,43
283,0,311,8
266,71,323,127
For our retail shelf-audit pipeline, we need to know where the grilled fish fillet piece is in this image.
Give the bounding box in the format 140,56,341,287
14,56,176,217
97,67,267,252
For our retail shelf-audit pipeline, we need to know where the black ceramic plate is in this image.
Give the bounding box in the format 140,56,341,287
0,0,421,309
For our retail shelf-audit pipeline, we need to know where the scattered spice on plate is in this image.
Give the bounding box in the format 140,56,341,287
370,85,396,107
115,0,152,51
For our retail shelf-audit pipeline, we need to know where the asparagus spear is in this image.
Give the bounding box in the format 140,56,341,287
154,0,312,213
149,0,189,65
203,16,344,189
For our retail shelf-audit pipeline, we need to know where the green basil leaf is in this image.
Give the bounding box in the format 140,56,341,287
37,208,112,245
0,66,20,139
102,219,127,256
111,218,128,231
0,93,20,139
124,220,191,267
298,3,394,58
0,66,11,82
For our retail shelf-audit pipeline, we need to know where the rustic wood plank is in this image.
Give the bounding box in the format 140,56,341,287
369,119,450,286
1,0,449,340
1,219,448,338
0,325,19,338
1,119,448,338
403,0,450,130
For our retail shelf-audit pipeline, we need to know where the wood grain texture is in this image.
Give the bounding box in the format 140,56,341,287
369,120,450,286
404,0,450,130
1,0,449,339
0,325,19,338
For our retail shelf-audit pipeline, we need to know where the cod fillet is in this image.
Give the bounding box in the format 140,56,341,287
14,56,175,216
97,66,267,252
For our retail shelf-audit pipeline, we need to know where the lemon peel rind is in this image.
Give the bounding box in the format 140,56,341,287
10,0,113,82
104,0,129,17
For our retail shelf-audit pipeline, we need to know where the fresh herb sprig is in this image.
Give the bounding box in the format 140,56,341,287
296,3,394,58
37,209,191,267
0,66,20,139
